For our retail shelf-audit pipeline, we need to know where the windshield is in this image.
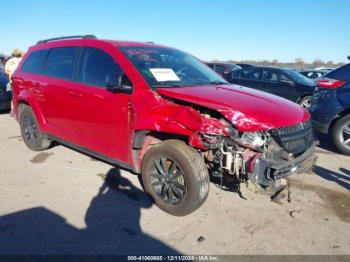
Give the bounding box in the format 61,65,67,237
119,46,227,88
283,69,315,85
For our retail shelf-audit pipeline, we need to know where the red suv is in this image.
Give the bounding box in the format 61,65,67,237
12,35,316,216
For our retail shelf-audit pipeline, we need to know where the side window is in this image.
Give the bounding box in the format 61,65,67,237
207,64,215,69
44,47,80,80
280,73,292,82
21,49,49,74
77,47,124,88
263,70,278,82
214,65,225,75
241,68,261,80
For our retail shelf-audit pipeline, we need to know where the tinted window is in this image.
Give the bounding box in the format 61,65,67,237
326,63,350,81
21,49,49,74
214,65,225,75
240,68,261,80
44,47,79,80
263,70,278,82
77,47,124,88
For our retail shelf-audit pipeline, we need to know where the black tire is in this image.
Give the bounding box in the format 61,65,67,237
299,95,312,109
331,115,350,155
19,104,51,151
141,140,210,216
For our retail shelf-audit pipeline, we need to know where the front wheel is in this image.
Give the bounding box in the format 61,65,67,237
141,140,210,216
331,115,350,155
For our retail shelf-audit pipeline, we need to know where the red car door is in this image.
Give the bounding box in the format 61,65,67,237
40,47,81,139
66,47,132,165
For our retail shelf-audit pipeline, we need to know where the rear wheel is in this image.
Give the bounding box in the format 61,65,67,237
299,95,312,109
141,140,210,216
331,115,350,155
19,105,51,151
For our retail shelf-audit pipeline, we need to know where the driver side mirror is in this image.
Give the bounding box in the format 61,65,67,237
106,73,133,94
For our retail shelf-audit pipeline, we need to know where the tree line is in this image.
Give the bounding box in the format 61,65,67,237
210,58,346,69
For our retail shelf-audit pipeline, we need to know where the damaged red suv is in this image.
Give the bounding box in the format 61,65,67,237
12,35,316,216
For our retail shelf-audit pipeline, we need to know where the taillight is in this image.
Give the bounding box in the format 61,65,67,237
316,78,345,89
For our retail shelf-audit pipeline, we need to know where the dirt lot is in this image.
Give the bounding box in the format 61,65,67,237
0,111,349,255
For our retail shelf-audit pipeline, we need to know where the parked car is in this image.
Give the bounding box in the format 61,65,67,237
228,67,316,108
236,63,255,69
309,63,350,155
299,70,328,79
12,35,316,216
0,71,11,110
205,62,241,81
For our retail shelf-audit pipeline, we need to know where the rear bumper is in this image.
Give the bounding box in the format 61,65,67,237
251,142,316,187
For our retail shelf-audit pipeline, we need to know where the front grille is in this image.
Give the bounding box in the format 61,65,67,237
272,120,314,156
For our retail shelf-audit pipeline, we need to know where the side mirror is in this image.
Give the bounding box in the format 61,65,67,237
106,74,133,94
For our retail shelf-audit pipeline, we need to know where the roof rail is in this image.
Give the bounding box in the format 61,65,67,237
36,35,97,45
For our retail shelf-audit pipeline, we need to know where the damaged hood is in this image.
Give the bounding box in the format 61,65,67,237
156,84,310,131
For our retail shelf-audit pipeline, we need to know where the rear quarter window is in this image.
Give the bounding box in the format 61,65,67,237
21,49,49,74
326,64,350,81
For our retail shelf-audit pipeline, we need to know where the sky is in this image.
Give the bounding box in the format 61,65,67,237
1,0,349,63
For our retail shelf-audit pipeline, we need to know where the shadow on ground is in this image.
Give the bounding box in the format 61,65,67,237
315,132,340,154
313,165,350,191
0,168,180,255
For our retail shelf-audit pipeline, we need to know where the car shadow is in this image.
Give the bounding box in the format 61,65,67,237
0,109,10,115
313,165,350,191
0,168,180,255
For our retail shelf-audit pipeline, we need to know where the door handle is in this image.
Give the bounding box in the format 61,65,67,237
68,90,83,97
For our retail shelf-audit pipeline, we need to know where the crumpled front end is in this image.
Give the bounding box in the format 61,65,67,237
195,112,316,192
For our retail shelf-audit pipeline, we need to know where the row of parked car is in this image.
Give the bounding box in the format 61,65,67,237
206,61,350,155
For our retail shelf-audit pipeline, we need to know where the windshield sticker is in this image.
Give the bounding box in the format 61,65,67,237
149,68,180,82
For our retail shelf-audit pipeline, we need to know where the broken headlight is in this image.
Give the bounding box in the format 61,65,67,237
240,132,267,148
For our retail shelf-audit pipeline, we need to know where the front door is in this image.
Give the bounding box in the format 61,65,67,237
66,47,132,164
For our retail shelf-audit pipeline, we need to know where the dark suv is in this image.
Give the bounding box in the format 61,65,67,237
229,67,316,108
12,35,316,215
205,62,241,81
309,63,350,155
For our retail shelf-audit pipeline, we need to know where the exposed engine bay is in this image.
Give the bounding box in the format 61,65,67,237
197,111,316,194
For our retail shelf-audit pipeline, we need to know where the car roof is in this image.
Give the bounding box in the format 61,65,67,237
31,38,171,52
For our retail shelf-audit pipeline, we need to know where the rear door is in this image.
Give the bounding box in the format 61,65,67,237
66,47,132,164
41,46,80,138
262,69,296,100
231,67,262,90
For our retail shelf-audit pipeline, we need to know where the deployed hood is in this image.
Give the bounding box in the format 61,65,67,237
157,84,310,132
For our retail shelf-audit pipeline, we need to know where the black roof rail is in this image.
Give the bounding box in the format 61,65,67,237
36,35,97,45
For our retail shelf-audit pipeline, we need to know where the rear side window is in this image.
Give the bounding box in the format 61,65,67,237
214,65,225,75
240,68,261,80
21,49,49,74
44,47,80,80
326,64,350,81
77,47,123,88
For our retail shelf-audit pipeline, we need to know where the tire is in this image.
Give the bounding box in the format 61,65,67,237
331,115,350,155
19,104,51,151
299,95,312,109
141,139,210,216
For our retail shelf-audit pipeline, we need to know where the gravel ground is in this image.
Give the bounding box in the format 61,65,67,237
0,111,349,255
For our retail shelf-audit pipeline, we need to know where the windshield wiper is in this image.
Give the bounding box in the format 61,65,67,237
208,81,228,85
154,83,195,88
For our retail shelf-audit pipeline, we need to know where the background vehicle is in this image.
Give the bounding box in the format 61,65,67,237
299,69,328,79
12,36,315,216
205,62,241,81
236,63,255,69
0,71,10,110
309,63,350,155
229,66,315,108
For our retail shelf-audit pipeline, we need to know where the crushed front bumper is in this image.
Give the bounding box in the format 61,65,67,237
250,142,316,188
